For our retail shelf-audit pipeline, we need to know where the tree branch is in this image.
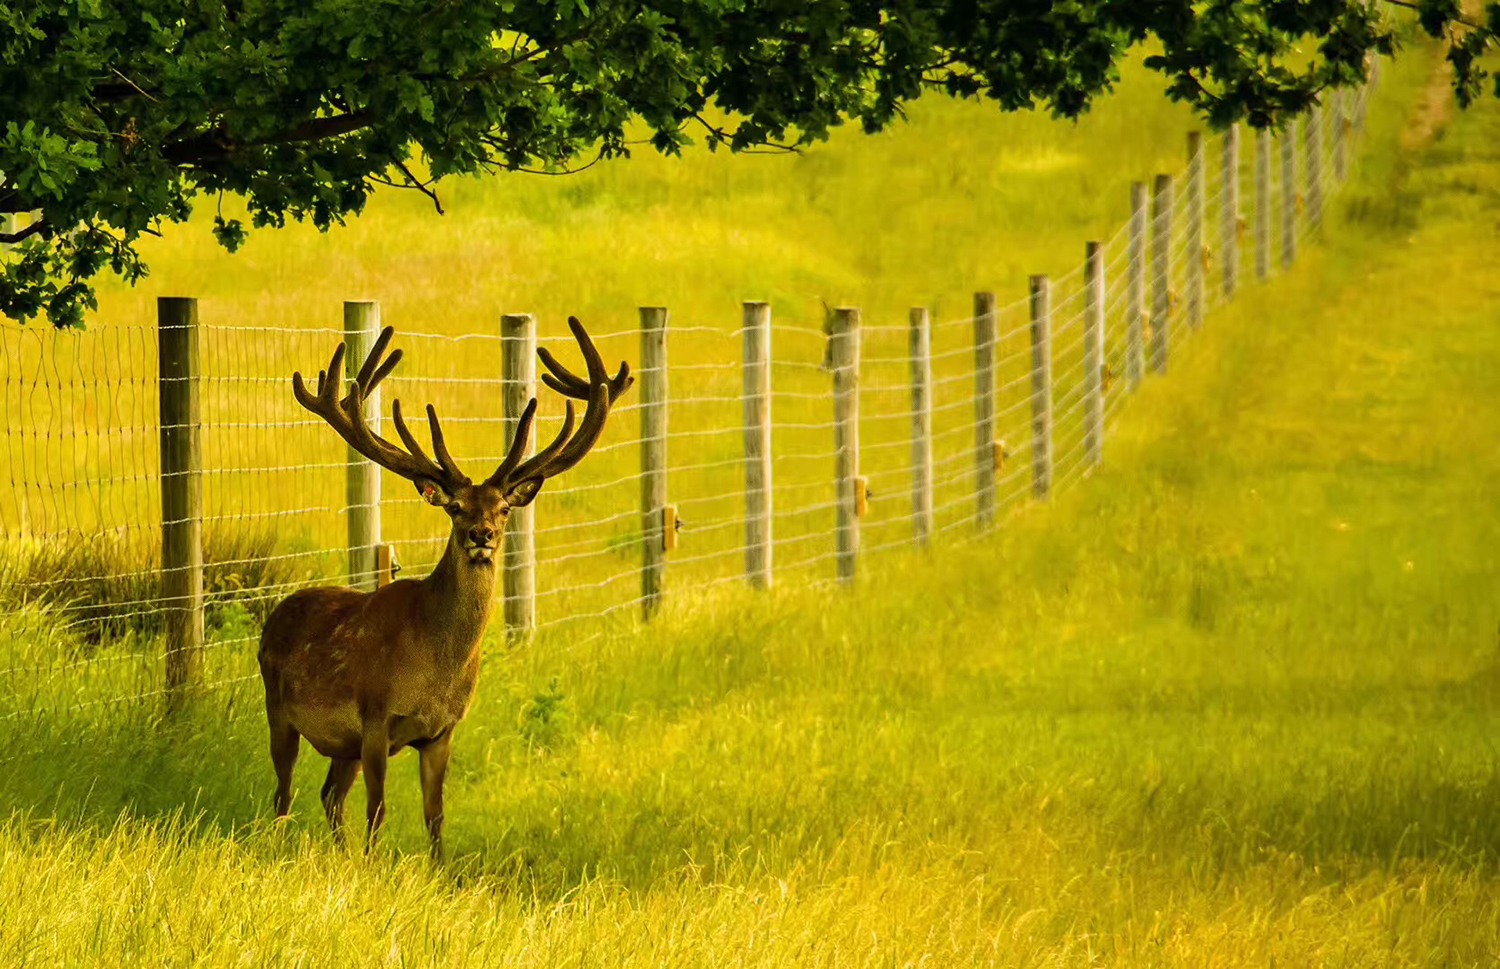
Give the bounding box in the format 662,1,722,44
0,219,49,245
163,109,375,165
690,113,800,153
1382,0,1487,31
511,147,608,176
110,68,161,103
268,110,375,145
389,157,445,213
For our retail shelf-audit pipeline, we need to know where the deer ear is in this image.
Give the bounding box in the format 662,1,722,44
415,479,453,507
503,476,544,508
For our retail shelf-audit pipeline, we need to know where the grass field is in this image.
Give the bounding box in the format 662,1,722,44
1,31,1498,965
0,33,1381,690
1,44,1229,704
2,48,1210,572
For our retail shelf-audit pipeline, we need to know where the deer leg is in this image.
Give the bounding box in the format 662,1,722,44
360,722,390,850
267,711,300,818
320,758,361,836
418,730,454,859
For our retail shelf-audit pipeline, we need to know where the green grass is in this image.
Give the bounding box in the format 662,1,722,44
2,38,1499,965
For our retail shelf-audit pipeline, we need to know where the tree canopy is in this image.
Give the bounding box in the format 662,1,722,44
1,0,1494,326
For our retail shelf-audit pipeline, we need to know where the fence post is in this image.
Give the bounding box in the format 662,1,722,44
639,306,668,621
1306,109,1323,231
1281,119,1298,268
1332,91,1348,181
1256,128,1271,281
1028,276,1052,498
831,307,860,582
1150,173,1173,373
742,301,772,589
1126,182,1147,389
1355,59,1373,131
343,301,381,591
1185,132,1205,331
158,296,203,707
909,307,934,545
973,291,997,528
1083,243,1104,467
501,313,536,638
1222,124,1241,299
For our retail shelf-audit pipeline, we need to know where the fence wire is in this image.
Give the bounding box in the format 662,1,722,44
0,78,1377,741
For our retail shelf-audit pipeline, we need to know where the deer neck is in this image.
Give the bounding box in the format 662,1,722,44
418,537,499,661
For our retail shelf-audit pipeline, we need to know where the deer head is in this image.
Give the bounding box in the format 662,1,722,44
292,316,633,565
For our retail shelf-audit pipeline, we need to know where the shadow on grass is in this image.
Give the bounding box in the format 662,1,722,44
8,653,1495,905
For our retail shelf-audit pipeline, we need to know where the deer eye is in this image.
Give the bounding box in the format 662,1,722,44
445,502,461,515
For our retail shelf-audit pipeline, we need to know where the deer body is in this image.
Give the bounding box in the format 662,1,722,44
259,321,630,855
259,549,491,761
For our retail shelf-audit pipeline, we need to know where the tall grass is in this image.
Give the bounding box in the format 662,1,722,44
0,527,321,645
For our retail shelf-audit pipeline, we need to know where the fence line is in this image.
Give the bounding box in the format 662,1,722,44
0,75,1378,734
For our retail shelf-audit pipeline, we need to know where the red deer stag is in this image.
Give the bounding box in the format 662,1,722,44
258,318,631,855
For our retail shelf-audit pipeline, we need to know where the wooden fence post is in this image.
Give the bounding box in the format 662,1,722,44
1222,124,1240,299
742,301,772,588
1355,60,1373,130
1256,128,1271,281
501,313,536,637
1281,119,1298,268
1185,131,1205,330
1028,276,1053,498
1083,243,1104,468
639,306,668,621
1332,91,1348,181
1150,173,1173,373
831,307,860,582
376,544,395,588
1306,109,1323,231
158,296,203,707
1126,182,1147,389
909,307,934,545
343,301,381,591
973,291,997,528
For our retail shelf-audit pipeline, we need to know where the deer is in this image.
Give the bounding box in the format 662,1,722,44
257,317,631,856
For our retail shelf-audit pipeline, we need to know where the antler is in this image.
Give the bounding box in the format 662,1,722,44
486,316,633,492
292,326,470,492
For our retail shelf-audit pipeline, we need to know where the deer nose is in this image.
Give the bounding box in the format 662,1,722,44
468,525,495,547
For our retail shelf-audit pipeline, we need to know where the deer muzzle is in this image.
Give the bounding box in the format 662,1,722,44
465,525,497,562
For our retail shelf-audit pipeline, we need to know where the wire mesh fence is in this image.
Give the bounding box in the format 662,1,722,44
0,76,1376,749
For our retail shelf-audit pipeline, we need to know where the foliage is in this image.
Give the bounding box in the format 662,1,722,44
516,678,574,753
0,0,1492,326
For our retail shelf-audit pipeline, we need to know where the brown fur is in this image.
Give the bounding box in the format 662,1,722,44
258,487,510,855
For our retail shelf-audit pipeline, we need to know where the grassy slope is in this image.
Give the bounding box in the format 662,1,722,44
4,46,1500,968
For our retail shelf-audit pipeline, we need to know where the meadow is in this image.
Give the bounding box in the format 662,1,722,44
3,27,1500,968
1,45,1224,706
